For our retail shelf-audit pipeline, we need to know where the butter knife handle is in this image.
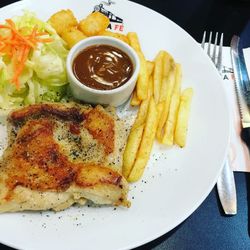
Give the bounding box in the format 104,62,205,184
241,127,250,149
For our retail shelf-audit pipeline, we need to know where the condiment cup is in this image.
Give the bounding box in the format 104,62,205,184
66,36,140,107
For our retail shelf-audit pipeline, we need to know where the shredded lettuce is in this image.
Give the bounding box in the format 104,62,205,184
0,11,69,111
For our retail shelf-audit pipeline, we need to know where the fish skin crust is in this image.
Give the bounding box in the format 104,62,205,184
0,103,129,212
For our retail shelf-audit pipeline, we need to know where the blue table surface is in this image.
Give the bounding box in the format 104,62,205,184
139,173,250,250
0,0,250,249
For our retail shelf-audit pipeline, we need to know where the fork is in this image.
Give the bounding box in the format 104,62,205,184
201,31,237,215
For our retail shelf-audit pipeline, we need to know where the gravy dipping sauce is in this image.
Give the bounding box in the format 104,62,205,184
72,44,134,90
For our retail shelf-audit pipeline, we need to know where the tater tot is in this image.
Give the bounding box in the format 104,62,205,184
78,12,109,36
61,27,87,48
48,9,78,36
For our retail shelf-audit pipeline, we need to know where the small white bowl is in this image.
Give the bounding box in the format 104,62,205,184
66,36,140,107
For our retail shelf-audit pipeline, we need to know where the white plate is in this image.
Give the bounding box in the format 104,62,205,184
0,0,230,250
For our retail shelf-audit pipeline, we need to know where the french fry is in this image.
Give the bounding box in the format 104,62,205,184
155,52,174,140
174,63,182,93
123,124,144,178
127,32,148,100
132,95,150,130
156,102,164,126
146,61,154,77
174,88,193,147
130,91,141,106
130,75,153,139
136,52,148,100
156,63,176,140
159,52,174,102
98,30,129,44
147,75,154,97
161,63,182,145
123,74,154,179
161,91,180,145
128,97,158,182
127,32,141,51
130,61,154,106
153,50,165,104
164,63,177,109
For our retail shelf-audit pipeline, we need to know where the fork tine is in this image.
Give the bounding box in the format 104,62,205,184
212,32,218,64
207,31,212,57
216,33,223,71
202,31,223,72
201,31,206,49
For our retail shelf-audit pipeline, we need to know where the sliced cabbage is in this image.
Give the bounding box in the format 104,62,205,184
31,44,67,86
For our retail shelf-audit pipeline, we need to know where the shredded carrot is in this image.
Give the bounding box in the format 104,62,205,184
0,19,53,89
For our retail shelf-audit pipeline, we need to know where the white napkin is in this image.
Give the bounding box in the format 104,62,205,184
221,47,250,172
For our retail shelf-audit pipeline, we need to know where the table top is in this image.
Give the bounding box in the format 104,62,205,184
0,0,249,249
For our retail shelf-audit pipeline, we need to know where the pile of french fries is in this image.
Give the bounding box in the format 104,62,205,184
48,10,129,48
123,32,193,182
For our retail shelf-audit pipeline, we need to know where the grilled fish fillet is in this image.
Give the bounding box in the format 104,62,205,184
0,103,129,212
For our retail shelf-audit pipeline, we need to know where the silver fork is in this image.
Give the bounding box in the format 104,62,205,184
201,31,237,215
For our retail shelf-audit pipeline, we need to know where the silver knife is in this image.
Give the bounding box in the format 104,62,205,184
231,36,250,148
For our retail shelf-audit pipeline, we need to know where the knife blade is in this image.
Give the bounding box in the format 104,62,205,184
217,159,237,215
230,35,250,149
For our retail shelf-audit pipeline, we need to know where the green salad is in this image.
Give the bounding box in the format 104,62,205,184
0,11,69,111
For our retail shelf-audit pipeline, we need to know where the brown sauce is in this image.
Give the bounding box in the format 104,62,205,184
72,44,133,90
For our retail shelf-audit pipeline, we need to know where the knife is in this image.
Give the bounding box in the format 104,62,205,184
231,35,250,149
209,34,236,215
